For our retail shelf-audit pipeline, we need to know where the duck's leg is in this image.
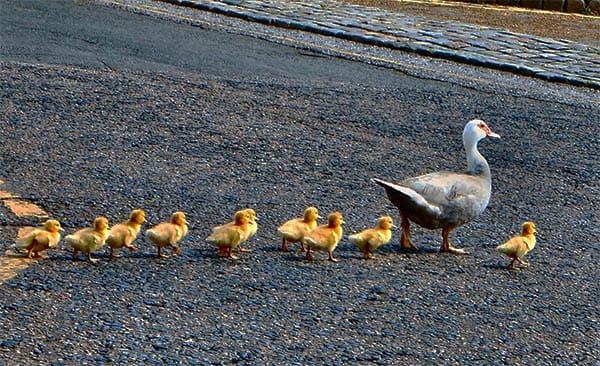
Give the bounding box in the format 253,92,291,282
399,212,418,251
227,247,239,260
327,251,338,262
440,227,469,255
281,238,288,252
507,257,518,270
87,250,99,263
306,247,314,261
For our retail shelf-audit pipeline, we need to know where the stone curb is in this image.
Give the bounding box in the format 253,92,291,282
161,0,600,89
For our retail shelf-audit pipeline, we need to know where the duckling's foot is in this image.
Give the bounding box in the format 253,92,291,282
363,251,375,259
238,246,251,253
306,251,314,261
518,259,529,266
88,257,99,263
33,252,48,259
229,254,239,260
441,246,470,255
281,241,288,252
328,253,338,262
172,246,180,255
126,245,137,252
507,264,520,271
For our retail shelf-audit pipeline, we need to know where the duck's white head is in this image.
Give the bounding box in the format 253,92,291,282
463,119,500,148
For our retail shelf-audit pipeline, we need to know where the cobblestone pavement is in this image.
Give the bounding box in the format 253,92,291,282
162,0,600,89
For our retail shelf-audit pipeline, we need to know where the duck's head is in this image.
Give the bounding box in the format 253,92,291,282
171,211,187,226
463,119,500,147
327,212,344,227
304,206,320,221
130,209,146,224
377,216,395,230
243,208,257,223
93,217,110,231
44,219,63,233
234,210,250,225
521,221,536,236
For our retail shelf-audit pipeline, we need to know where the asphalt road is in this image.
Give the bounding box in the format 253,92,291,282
1,0,599,365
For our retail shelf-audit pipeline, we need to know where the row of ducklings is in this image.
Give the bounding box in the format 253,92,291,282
13,207,536,268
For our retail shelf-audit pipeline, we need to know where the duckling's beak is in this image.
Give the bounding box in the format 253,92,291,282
391,224,398,229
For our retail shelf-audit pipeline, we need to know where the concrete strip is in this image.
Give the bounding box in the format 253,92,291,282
3,199,48,218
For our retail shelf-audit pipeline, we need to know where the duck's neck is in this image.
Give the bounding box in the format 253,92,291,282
465,141,491,177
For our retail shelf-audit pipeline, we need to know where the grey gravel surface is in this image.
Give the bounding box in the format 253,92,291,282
1,0,599,365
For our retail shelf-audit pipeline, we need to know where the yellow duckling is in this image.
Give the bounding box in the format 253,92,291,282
106,209,146,259
496,221,537,270
207,210,253,259
349,216,395,259
277,206,320,252
14,219,63,259
65,217,110,262
145,211,188,258
214,208,257,254
305,211,344,262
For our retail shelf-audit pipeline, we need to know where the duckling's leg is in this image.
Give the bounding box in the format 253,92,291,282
156,246,167,259
440,227,469,255
72,249,79,260
172,245,180,255
306,247,314,261
517,257,529,267
328,251,338,262
33,251,48,259
399,212,417,252
109,247,117,259
87,250,99,263
26,246,35,259
238,245,251,253
363,244,374,259
281,239,288,252
507,257,518,270
227,247,239,260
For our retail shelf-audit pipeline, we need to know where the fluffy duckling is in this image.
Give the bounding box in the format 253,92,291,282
207,210,253,259
214,208,257,254
14,219,63,259
65,217,110,262
277,206,320,252
145,211,188,258
305,211,344,262
496,221,537,270
349,216,395,259
106,209,146,259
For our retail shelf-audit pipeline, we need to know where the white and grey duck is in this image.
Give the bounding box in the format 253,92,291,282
373,119,500,254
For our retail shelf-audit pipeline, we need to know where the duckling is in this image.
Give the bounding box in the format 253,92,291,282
65,217,110,262
496,221,537,270
277,206,320,252
14,219,63,259
305,211,344,262
145,211,188,258
214,208,257,254
106,209,146,259
207,210,253,259
349,216,395,259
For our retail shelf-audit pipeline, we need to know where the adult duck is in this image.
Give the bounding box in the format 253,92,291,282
373,119,500,254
